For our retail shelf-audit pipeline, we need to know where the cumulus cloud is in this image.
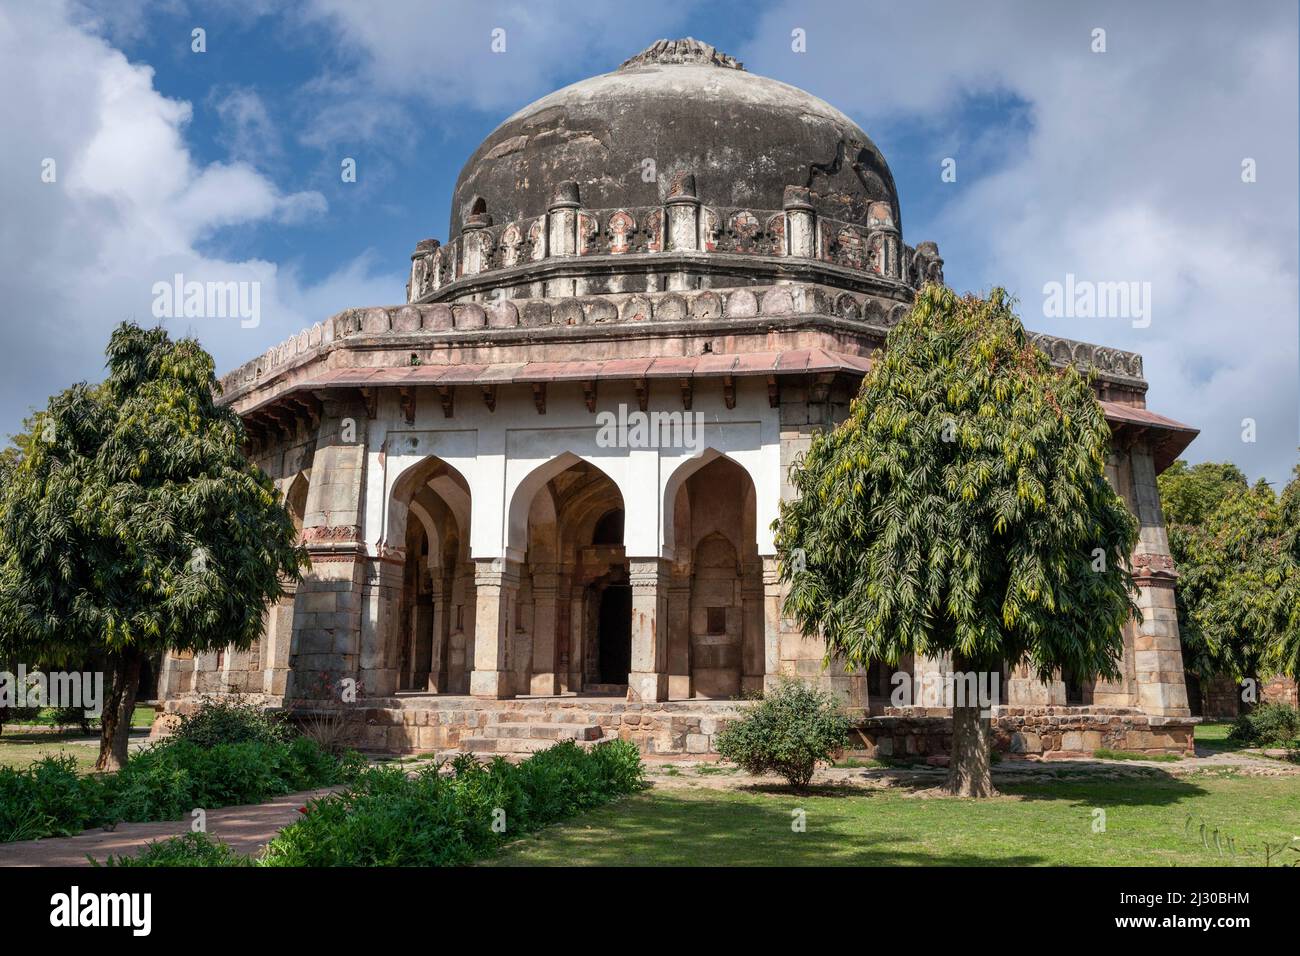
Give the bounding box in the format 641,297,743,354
742,0,1299,486
296,0,700,134
0,1,390,438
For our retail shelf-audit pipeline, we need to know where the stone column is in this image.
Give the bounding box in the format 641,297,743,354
627,557,670,702
740,560,765,696
287,394,369,703
783,186,817,259
359,557,404,696
567,588,586,693
760,557,783,694
427,572,449,692
261,582,298,697
667,575,693,700
664,172,700,292
470,557,520,699
529,565,561,696
1128,446,1190,716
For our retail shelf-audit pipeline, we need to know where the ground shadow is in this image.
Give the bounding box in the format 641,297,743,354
489,791,1051,867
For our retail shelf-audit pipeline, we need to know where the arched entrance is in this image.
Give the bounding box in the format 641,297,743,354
387,457,473,695
510,458,629,695
664,453,763,699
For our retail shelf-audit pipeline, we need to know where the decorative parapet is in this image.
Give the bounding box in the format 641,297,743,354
217,319,334,399
404,180,936,304
1027,331,1145,384
333,284,910,341
216,287,1149,406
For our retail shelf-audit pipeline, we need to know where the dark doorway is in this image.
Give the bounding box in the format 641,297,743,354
597,585,632,684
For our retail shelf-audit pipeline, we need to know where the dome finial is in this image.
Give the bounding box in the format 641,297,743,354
619,38,744,71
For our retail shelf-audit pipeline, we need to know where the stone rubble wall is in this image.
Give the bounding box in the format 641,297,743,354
155,697,1194,759
856,706,1196,762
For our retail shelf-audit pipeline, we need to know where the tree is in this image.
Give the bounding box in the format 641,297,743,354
0,323,305,770
1159,460,1300,696
775,286,1138,797
1277,466,1300,678
1158,459,1248,526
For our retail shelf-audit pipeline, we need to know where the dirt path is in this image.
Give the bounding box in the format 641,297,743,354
0,787,337,867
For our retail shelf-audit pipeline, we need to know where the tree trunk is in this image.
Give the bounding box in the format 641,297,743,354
95,646,143,772
944,652,998,797
945,702,997,797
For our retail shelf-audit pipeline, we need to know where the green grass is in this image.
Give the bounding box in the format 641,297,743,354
1194,720,1242,754
0,732,101,772
17,705,156,728
488,773,1300,867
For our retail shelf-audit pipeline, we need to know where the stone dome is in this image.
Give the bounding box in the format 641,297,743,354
448,38,900,242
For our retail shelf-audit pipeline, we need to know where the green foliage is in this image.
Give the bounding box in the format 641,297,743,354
1158,460,1249,526
714,679,851,788
1228,702,1299,749
262,739,645,867
98,831,253,867
775,286,1139,681
1160,460,1300,682
170,697,293,749
0,321,305,665
0,736,360,843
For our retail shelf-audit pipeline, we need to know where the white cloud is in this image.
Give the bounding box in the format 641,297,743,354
296,0,699,128
741,0,1299,486
0,1,392,438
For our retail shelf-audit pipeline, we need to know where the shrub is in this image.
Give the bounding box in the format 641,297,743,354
98,832,253,867
48,706,98,734
170,697,293,748
294,710,358,755
0,736,361,844
1229,702,1300,748
0,755,109,841
714,678,852,788
262,739,645,867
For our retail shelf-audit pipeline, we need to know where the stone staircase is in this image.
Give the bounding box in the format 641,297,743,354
460,720,606,754
345,694,752,756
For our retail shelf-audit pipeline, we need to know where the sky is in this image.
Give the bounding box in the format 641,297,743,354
1,0,1297,486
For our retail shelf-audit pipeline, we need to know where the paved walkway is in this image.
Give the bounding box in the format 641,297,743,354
0,787,337,867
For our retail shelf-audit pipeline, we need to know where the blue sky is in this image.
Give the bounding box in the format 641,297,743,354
87,0,1017,294
1,0,1296,485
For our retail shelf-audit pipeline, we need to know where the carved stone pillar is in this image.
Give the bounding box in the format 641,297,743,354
287,395,369,703
760,557,783,694
1128,447,1190,716
529,565,561,696
470,558,521,698
627,557,671,702
783,186,816,259
427,573,448,693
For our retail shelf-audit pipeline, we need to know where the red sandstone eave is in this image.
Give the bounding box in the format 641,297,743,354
235,350,1193,472
1099,400,1198,474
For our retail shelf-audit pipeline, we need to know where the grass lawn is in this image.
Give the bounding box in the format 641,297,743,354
489,773,1300,867
16,705,155,729
1195,720,1242,754
0,731,101,772
0,707,156,773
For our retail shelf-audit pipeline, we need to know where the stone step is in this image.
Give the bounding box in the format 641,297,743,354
492,709,610,723
483,722,603,742
459,735,606,754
